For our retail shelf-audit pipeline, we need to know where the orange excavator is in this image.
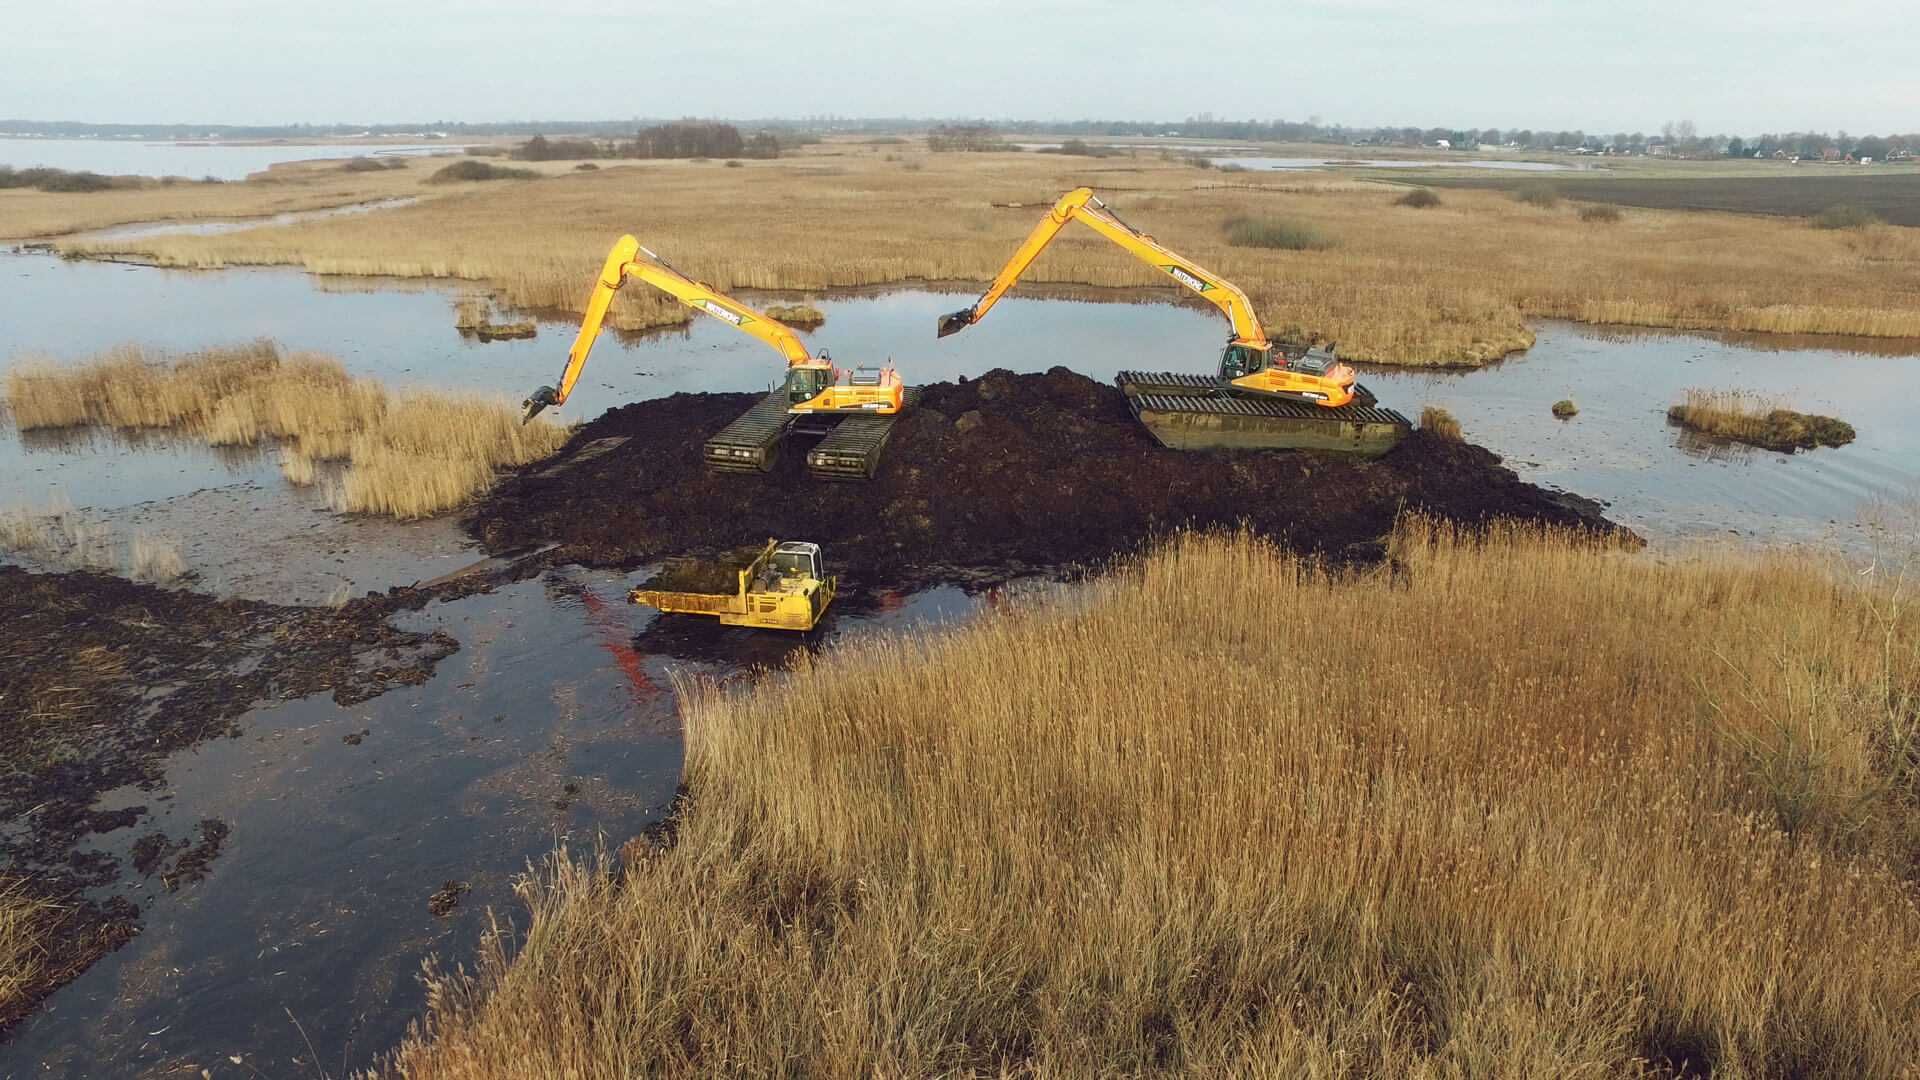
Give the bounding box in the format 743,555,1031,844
937,187,1408,455
525,235,909,479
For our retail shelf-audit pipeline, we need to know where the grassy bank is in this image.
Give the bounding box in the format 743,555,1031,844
3,342,568,519
0,157,439,240
1667,389,1856,451
41,147,1920,365
381,521,1920,1077
1413,167,1920,226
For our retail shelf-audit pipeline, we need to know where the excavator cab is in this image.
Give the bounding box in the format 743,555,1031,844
785,364,835,407
1219,343,1270,380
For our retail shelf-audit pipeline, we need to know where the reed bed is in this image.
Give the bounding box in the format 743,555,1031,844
0,879,52,1021
381,521,1920,1078
1,498,183,580
49,150,1920,365
1668,389,1856,451
1419,404,1462,440
3,343,568,519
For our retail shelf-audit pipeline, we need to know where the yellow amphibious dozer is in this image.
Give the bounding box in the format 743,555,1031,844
630,540,835,631
939,187,1410,456
526,236,911,479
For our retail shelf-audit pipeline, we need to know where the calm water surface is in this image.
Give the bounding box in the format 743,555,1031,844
0,137,462,180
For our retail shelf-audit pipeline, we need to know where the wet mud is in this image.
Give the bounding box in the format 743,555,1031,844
472,367,1631,584
0,566,460,1034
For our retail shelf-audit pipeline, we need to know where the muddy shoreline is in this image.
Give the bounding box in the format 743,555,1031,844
471,367,1631,587
0,566,475,1034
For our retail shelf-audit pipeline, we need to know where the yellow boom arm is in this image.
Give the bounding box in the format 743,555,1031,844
524,234,814,420
937,187,1268,347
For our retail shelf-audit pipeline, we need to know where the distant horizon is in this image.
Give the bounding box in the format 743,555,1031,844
4,115,1915,141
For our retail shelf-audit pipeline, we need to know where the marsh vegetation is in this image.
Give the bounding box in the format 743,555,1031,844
4,342,570,518
1666,389,1856,451
382,521,1920,1077
43,147,1919,365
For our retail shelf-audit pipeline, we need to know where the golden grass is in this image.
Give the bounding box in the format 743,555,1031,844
1668,389,1856,451
3,343,569,519
128,533,186,583
42,147,1920,366
1,498,182,579
0,158,433,241
762,302,826,327
1419,404,1462,440
335,394,569,518
380,522,1920,1077
0,879,52,1019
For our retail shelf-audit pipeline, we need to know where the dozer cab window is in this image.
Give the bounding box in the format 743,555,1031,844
1219,344,1267,380
786,367,832,405
771,550,817,579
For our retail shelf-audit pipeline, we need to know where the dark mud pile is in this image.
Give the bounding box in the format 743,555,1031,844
473,367,1627,581
0,567,458,1034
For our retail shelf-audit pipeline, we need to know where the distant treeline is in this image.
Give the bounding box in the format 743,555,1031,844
509,123,811,161
7,116,1915,162
0,164,219,192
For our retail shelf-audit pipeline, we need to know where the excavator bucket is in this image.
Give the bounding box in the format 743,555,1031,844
521,385,559,424
936,308,976,339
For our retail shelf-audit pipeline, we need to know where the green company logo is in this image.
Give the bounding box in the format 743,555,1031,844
1162,265,1213,292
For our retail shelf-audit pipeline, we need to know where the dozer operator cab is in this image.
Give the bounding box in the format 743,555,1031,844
756,541,825,591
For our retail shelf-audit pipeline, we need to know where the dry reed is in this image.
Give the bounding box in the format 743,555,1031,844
0,880,51,1020
128,533,186,583
50,150,1920,365
1419,404,1462,440
379,522,1920,1078
4,344,569,519
1667,389,1856,451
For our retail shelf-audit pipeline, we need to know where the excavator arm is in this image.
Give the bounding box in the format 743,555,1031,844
524,234,814,421
937,187,1268,348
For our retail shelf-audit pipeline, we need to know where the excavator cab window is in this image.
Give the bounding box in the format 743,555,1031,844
785,366,833,406
1219,344,1269,380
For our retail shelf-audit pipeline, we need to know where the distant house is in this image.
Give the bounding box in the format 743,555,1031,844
1434,139,1451,150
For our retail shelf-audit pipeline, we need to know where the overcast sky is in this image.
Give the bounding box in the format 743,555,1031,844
4,0,1912,133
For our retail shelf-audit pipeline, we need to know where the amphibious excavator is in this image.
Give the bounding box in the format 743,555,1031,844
525,235,910,480
938,187,1409,455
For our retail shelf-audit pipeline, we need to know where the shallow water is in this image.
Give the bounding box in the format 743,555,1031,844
2,567,996,1076
54,197,420,244
5,251,1918,558
4,247,1920,1072
0,137,462,180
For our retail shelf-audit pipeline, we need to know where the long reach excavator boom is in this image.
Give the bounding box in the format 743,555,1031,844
526,235,910,480
524,234,902,423
938,187,1368,410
